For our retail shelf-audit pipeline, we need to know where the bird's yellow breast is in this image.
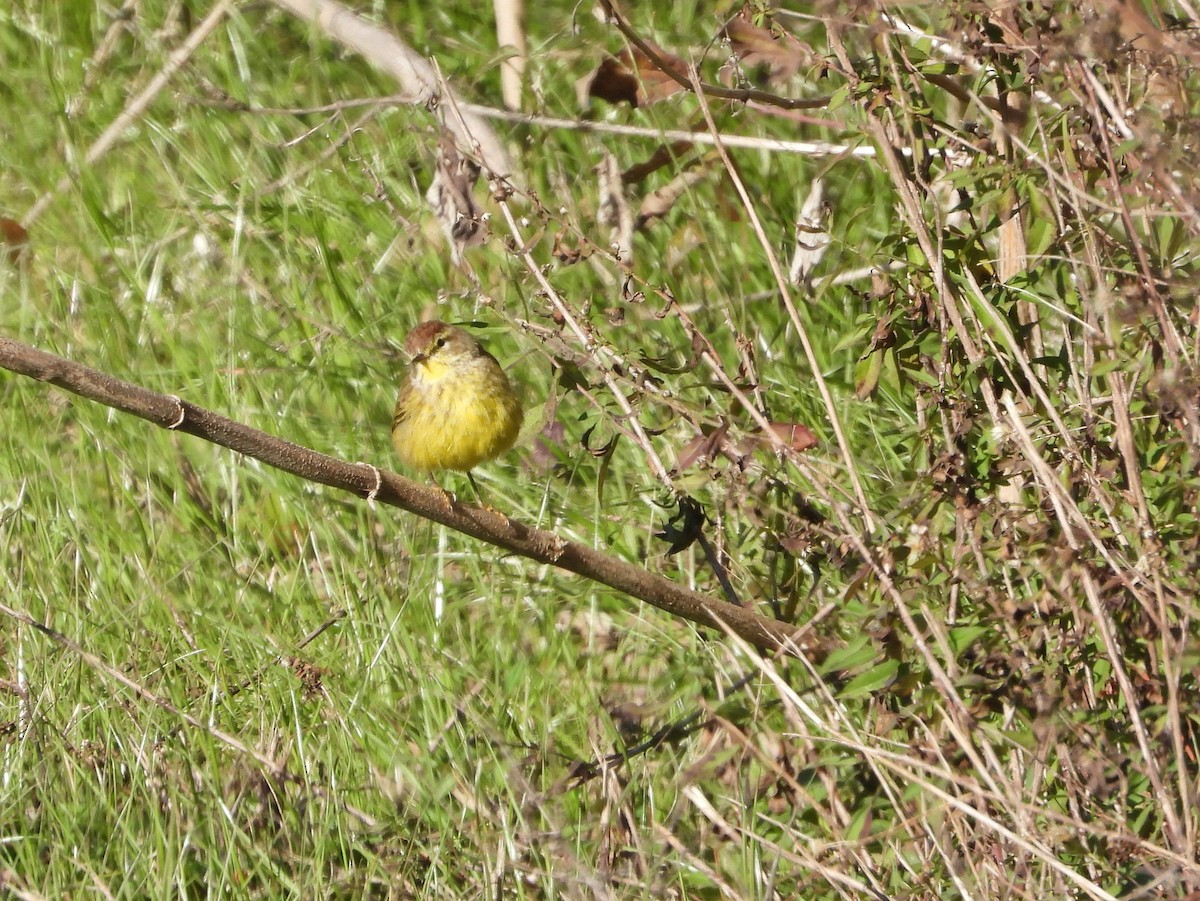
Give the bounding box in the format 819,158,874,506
391,356,523,472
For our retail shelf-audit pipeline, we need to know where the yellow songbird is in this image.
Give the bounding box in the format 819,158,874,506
391,320,523,499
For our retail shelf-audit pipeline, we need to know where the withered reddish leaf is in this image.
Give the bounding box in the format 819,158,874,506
734,421,819,457
778,533,811,555
581,55,639,107
866,313,896,353
768,421,819,452
579,43,687,109
870,271,891,299
724,17,807,85
1,217,30,263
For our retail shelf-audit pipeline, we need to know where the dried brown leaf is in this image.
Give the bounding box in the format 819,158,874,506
578,43,687,109
767,421,819,453
788,177,830,286
596,152,634,263
997,206,1027,283
733,421,820,456
424,133,483,264
552,227,586,264
676,422,730,472
622,141,694,186
637,160,713,228
724,17,807,85
1,217,29,264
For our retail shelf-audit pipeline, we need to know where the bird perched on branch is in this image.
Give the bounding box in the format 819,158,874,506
391,320,523,502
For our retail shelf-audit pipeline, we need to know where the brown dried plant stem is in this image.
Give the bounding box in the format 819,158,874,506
0,336,806,655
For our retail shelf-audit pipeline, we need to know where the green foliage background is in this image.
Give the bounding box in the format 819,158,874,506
2,1,1198,897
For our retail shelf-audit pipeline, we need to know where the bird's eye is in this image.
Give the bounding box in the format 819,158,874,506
435,336,447,349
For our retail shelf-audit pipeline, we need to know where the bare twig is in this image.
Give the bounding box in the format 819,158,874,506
212,92,877,156
268,0,513,179
0,336,807,655
492,200,677,488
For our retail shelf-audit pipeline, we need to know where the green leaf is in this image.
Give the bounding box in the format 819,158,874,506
948,625,989,654
845,803,873,842
821,635,877,673
840,659,901,698
826,84,852,114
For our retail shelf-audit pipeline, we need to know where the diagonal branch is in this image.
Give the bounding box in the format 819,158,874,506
0,335,812,656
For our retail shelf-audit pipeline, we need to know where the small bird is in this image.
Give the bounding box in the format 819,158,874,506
391,320,523,502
